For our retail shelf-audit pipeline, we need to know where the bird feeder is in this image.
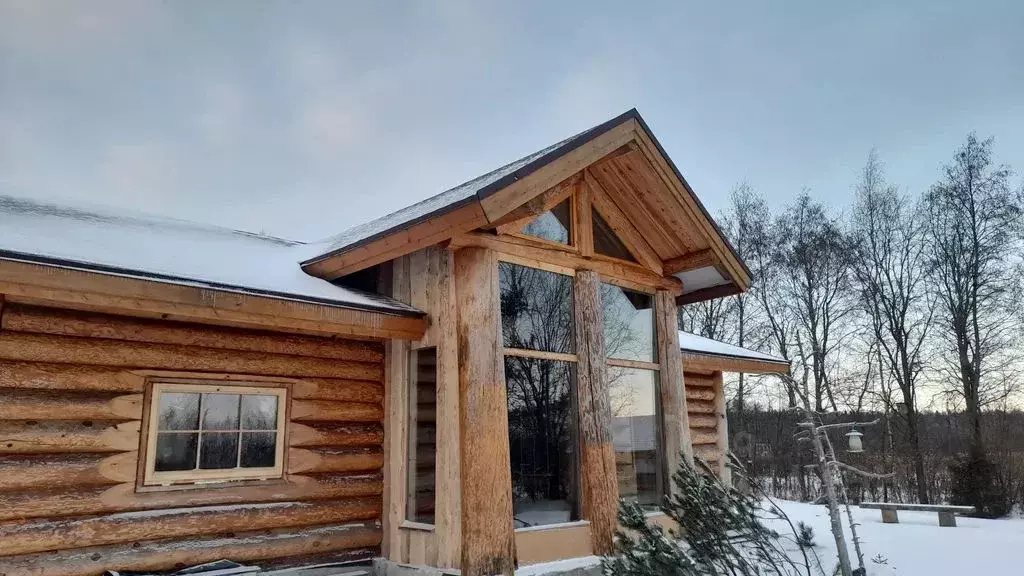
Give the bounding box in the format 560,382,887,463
846,429,864,453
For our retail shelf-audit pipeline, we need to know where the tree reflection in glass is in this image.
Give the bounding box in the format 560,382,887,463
499,263,574,354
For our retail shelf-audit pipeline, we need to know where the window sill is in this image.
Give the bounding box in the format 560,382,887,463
515,519,590,533
400,521,436,532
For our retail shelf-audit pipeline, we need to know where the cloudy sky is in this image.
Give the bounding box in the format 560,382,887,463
1,1,1021,241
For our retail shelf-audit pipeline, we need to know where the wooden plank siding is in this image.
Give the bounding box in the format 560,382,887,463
0,304,386,575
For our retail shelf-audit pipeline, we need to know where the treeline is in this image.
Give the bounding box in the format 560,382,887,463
682,133,1024,514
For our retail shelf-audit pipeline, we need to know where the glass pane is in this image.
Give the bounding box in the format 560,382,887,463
240,432,277,468
154,432,198,471
608,367,662,508
592,209,637,262
201,394,240,430
199,431,240,469
407,347,437,524
157,392,199,431
602,284,656,362
521,200,572,244
499,262,574,354
241,395,278,430
505,356,578,527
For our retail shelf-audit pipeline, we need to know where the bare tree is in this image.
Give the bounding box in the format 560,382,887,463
777,194,857,412
923,134,1023,457
850,150,933,503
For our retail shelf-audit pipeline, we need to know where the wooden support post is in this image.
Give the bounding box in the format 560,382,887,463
454,247,515,576
572,270,618,556
655,290,693,490
712,371,731,486
434,247,463,569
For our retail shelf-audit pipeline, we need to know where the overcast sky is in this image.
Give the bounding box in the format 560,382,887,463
2,1,1021,241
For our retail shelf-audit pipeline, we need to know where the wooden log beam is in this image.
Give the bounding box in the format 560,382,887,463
0,361,144,393
0,332,383,380
0,390,142,421
291,378,384,403
0,259,427,341
712,371,731,486
655,290,693,484
0,521,382,576
492,173,581,234
454,247,515,576
433,247,463,569
687,414,718,429
681,352,790,375
1,305,384,363
288,422,383,448
0,420,139,454
287,448,385,474
0,473,383,522
684,387,716,402
290,399,383,423
663,249,716,275
572,270,618,556
0,452,136,492
675,283,743,306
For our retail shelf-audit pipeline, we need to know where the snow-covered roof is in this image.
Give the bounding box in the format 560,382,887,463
0,195,422,316
678,330,788,365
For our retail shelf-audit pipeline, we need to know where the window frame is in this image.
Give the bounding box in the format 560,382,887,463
141,379,289,488
406,346,438,525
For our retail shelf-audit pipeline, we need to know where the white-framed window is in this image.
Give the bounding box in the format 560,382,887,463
142,380,288,486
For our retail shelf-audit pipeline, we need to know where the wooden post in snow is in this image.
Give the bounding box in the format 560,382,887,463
454,247,515,576
655,290,693,491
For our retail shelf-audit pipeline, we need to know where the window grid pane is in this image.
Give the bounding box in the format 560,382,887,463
499,262,574,354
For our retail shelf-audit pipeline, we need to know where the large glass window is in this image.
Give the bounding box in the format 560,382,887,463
407,347,437,524
592,209,637,262
601,284,663,508
601,284,656,363
500,262,574,354
499,262,579,528
521,200,572,245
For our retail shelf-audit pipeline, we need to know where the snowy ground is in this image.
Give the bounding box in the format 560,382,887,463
768,499,1024,575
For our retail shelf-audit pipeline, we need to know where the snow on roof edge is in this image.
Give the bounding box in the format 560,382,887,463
678,330,788,365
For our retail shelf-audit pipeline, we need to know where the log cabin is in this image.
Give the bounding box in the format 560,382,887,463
0,109,788,576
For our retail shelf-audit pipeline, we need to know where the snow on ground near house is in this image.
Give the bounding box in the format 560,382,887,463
768,499,1024,575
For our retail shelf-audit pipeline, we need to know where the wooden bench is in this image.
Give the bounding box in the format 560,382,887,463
860,502,975,527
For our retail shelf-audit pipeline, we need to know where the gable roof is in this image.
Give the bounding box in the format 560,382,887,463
301,109,752,302
0,195,421,316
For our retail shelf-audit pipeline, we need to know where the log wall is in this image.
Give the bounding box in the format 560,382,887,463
684,370,728,480
0,304,386,576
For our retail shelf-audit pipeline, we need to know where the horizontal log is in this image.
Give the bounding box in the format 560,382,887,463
686,399,715,414
291,399,383,423
690,430,719,446
288,447,385,474
683,374,715,388
0,333,382,380
0,496,381,557
693,444,722,461
292,378,384,403
685,387,716,402
0,473,383,521
688,414,718,429
288,422,384,448
0,361,144,393
0,389,142,421
2,305,384,363
0,452,136,492
0,521,382,575
0,420,139,454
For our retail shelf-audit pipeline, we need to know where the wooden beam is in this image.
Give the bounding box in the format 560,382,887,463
680,352,790,375
0,452,136,492
712,371,731,486
0,390,142,421
586,173,664,275
0,522,382,576
434,247,463,569
449,233,681,294
575,177,594,258
0,260,427,340
492,173,580,234
675,283,743,305
304,201,490,281
0,420,139,455
573,270,618,556
287,448,384,474
663,249,716,275
1,305,384,363
288,422,383,448
454,247,515,576
478,121,637,223
655,290,693,484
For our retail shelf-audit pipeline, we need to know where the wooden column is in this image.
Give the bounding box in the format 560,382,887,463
383,257,412,559
655,290,693,491
434,248,462,568
712,371,731,486
454,247,515,576
572,270,618,555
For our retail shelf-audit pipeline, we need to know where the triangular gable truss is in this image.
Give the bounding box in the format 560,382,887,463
302,109,751,303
